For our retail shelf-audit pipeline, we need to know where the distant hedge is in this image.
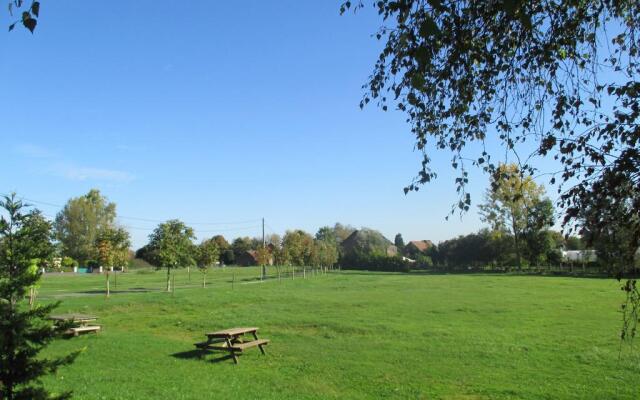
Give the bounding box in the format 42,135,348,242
339,253,410,273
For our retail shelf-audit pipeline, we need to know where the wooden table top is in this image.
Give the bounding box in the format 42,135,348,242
206,327,258,338
49,314,98,322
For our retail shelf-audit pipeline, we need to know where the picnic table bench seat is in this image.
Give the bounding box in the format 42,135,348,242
67,325,101,336
229,339,269,352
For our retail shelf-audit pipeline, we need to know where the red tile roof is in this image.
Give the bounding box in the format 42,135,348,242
408,240,433,252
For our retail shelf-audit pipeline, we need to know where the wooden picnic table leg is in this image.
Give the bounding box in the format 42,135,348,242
225,337,239,364
252,331,266,355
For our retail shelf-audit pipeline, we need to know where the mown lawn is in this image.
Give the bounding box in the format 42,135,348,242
37,268,640,399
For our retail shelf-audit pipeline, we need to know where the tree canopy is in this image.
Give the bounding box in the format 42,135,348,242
342,0,639,224
282,230,315,266
196,238,220,268
479,163,552,268
145,220,196,291
96,227,131,270
54,189,117,265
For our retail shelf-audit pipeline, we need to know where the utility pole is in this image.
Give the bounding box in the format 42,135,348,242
261,217,266,280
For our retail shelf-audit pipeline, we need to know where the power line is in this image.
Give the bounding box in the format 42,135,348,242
1,192,262,227
115,215,261,226
264,221,280,235
123,225,261,234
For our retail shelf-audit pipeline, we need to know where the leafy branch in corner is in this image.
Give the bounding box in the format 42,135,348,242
7,0,40,33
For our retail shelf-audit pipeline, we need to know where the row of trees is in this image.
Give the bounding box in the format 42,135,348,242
50,172,636,278
136,222,342,291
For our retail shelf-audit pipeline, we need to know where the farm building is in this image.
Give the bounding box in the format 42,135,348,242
235,248,274,266
236,250,258,266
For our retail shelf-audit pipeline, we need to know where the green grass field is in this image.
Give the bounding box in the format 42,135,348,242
36,268,640,399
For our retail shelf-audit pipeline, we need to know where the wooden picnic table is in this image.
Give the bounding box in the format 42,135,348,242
49,314,101,336
195,327,269,364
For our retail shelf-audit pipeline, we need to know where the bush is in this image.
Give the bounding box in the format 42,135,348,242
128,257,154,270
222,249,235,265
61,256,78,270
413,254,433,269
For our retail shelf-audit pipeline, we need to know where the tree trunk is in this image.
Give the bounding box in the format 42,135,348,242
166,268,171,292
29,287,35,309
511,214,522,271
106,272,110,297
203,273,206,288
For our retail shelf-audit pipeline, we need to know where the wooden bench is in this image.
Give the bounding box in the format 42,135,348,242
67,326,101,336
230,339,269,353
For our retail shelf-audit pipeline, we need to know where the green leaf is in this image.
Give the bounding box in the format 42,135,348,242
519,12,532,30
415,46,430,66
411,73,425,89
419,15,440,37
427,0,443,11
31,1,39,17
8,23,16,32
501,0,521,15
22,17,36,33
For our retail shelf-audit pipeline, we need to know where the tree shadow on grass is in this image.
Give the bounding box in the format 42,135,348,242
75,288,163,295
340,270,612,280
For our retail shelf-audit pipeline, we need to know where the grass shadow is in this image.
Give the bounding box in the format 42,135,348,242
170,349,236,364
171,349,206,360
339,269,613,280
77,288,163,295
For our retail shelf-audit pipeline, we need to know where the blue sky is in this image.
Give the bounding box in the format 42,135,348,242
0,0,495,248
